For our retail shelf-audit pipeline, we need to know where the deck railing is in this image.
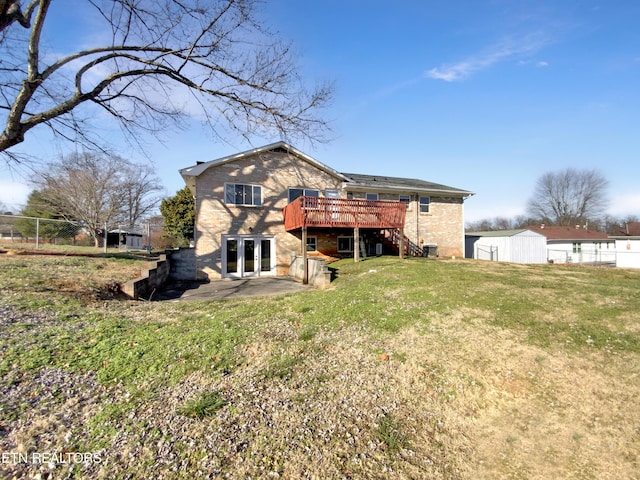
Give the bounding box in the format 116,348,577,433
283,196,407,231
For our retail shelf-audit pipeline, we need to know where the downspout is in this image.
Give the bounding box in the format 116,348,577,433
414,193,419,248
192,188,198,280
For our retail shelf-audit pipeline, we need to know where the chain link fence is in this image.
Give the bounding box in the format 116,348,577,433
547,248,617,266
0,214,171,253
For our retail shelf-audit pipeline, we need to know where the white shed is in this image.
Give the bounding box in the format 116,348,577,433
465,229,548,264
108,228,144,250
611,237,640,269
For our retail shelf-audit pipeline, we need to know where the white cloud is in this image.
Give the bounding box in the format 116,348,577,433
426,32,551,82
608,193,640,218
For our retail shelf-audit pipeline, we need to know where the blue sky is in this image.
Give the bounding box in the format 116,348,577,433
1,0,639,223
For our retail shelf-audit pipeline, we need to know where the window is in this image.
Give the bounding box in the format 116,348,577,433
289,188,320,203
306,236,317,252
225,183,262,206
573,242,582,254
338,236,354,252
366,193,379,201
324,189,340,198
399,195,410,208
419,196,430,213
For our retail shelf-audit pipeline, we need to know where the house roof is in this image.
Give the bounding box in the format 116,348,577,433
612,221,640,236
465,229,544,238
180,141,349,191
526,225,610,241
180,141,474,198
341,172,474,197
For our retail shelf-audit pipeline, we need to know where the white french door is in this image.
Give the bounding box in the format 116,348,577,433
222,235,275,278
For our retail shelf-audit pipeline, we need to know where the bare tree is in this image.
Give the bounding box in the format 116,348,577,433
1,0,332,164
526,168,609,226
33,151,163,246
1,1,33,31
120,163,164,228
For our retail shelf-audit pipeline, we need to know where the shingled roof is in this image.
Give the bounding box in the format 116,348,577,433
341,172,473,197
526,225,609,241
613,222,640,236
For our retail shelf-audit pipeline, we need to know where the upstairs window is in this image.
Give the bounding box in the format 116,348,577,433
399,195,411,208
324,189,340,198
225,183,262,206
288,188,320,203
419,196,431,213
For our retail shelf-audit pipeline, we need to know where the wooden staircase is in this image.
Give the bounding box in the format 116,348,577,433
378,229,423,257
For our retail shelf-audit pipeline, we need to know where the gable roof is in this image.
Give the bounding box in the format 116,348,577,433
180,141,350,190
341,172,473,197
179,142,474,198
526,225,610,241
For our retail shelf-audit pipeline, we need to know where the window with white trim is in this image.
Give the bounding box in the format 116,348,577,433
288,188,320,203
419,196,431,213
225,183,262,206
399,195,411,208
324,189,340,198
366,192,379,201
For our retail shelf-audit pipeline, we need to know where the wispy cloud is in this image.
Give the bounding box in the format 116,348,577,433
426,32,551,82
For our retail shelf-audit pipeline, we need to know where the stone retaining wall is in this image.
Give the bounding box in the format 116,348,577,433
123,254,170,300
289,255,332,289
122,248,196,300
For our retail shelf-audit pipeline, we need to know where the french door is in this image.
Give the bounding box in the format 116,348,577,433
222,235,275,278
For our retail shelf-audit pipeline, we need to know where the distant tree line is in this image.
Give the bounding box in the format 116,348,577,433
466,214,638,235
466,168,638,234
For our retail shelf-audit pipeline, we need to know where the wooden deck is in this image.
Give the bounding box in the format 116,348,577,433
282,196,407,231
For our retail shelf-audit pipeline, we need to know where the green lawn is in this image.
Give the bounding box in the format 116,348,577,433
1,254,639,479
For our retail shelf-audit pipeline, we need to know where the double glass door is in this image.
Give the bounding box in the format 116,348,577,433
223,235,275,278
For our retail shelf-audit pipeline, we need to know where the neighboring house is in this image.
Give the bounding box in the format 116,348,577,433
609,221,640,269
180,142,474,280
0,223,23,241
465,229,547,264
526,225,614,265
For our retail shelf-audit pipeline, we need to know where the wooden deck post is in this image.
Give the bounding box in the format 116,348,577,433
399,228,405,259
302,226,308,284
354,227,360,263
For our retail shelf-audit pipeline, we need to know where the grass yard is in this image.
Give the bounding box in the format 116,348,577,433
0,253,639,479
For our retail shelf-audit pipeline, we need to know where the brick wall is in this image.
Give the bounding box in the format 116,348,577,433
347,192,465,257
193,150,466,280
194,150,344,279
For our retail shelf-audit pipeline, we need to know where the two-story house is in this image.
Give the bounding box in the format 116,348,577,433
180,142,474,280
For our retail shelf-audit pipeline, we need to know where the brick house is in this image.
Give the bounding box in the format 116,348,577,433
180,142,474,280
